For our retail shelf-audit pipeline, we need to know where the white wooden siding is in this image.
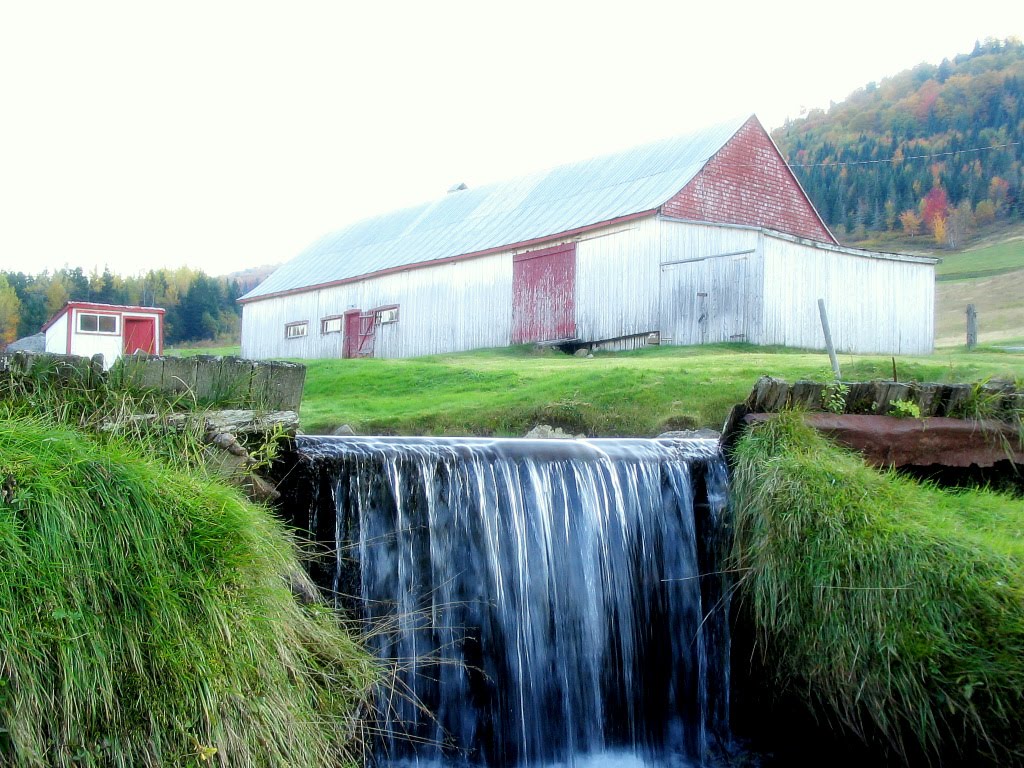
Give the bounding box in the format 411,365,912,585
574,218,661,341
242,216,934,359
657,220,764,345
44,314,68,354
242,219,661,360
758,235,934,354
242,252,513,360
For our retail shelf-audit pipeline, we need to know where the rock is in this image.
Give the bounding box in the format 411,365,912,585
207,431,249,457
245,472,281,504
331,424,356,436
524,424,585,439
573,348,590,358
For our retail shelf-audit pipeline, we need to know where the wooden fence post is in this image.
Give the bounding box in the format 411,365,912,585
966,304,978,350
817,298,841,379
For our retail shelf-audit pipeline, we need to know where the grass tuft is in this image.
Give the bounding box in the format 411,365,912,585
730,413,1024,764
0,416,376,767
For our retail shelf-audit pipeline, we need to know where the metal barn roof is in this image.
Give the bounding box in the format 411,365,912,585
241,115,752,302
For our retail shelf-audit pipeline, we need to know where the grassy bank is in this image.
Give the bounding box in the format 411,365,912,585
296,344,1024,436
730,414,1024,763
0,415,375,766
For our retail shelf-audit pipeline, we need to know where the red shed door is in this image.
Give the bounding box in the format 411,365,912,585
512,243,576,343
123,317,157,354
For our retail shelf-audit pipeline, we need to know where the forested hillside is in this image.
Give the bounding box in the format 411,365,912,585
0,266,263,347
773,38,1023,246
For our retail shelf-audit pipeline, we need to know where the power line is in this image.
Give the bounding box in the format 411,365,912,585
784,141,1020,169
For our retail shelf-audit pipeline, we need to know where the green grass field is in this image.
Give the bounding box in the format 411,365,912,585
291,344,1024,436
935,235,1024,346
935,237,1024,281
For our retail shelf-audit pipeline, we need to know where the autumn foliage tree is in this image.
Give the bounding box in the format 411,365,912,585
0,275,22,345
921,186,950,234
899,209,922,237
773,38,1024,242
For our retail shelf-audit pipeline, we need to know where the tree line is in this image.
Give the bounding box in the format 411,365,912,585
773,37,1024,246
0,266,256,347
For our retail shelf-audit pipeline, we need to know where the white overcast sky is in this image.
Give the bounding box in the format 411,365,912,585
1,1,1021,277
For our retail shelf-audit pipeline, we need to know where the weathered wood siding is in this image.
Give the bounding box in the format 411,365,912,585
574,218,661,342
241,252,513,359
241,216,934,360
758,234,934,354
657,221,764,345
242,219,663,360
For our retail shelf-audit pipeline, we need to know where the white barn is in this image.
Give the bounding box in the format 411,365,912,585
240,116,935,359
42,301,165,369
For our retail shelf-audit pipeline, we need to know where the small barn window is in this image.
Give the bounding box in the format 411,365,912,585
375,306,399,324
285,321,308,339
321,316,343,334
79,313,118,334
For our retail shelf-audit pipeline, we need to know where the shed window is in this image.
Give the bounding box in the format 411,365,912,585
79,313,118,334
285,321,308,339
321,316,343,334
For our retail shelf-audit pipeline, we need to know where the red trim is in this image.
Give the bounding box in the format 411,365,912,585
237,210,656,304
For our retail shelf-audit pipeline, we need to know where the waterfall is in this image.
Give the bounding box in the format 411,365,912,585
278,436,731,768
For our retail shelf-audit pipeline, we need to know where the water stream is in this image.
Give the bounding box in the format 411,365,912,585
278,436,732,768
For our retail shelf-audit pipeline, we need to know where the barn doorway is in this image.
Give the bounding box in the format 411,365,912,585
660,253,750,345
343,309,376,358
512,243,577,344
123,317,157,354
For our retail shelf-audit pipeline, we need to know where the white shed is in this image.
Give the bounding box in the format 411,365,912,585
240,116,937,360
42,301,165,369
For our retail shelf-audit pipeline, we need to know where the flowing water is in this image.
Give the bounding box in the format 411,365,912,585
279,436,732,768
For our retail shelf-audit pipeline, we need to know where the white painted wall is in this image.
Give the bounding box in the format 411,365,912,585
242,251,514,360
657,220,764,345
242,219,656,360
43,313,68,355
240,217,934,359
758,234,934,354
574,218,661,342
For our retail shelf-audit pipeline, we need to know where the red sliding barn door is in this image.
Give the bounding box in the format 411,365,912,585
512,243,576,343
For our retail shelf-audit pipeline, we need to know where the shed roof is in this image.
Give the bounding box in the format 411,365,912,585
241,115,753,302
